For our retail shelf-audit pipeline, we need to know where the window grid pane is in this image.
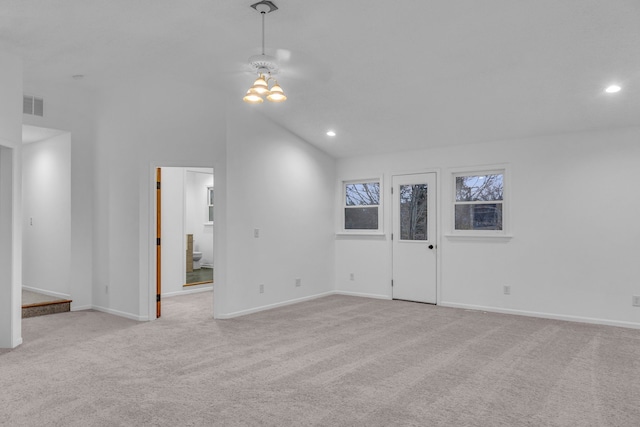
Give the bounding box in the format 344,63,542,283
456,174,503,202
455,203,503,230
345,207,379,230
345,182,380,206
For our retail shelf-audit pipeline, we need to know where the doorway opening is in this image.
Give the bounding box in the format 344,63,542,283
21,125,72,318
155,167,214,318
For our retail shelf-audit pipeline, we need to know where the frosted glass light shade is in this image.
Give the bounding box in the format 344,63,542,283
243,90,263,104
250,75,270,95
266,83,287,102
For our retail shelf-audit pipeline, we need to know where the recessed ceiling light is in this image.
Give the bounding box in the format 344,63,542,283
605,84,621,93
326,131,336,137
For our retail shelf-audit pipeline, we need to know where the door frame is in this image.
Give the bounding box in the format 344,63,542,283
0,144,22,348
148,162,216,320
155,168,162,317
388,169,442,304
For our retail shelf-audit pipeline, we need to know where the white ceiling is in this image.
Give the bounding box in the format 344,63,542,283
22,124,68,144
3,0,639,158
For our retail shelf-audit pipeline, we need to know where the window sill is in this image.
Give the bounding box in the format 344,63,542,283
335,232,386,238
444,233,513,241
204,222,213,226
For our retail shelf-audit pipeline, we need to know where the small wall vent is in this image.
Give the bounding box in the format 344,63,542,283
23,95,44,117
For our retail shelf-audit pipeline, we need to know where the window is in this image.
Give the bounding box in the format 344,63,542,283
207,186,214,223
343,179,382,232
399,184,428,240
453,169,506,234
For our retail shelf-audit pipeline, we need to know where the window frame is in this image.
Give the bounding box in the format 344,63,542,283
449,165,510,238
206,186,214,224
339,177,384,235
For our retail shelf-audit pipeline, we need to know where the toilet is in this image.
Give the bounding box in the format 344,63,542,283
192,251,203,270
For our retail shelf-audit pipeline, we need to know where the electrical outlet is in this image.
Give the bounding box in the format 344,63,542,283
350,273,355,281
633,295,640,307
105,285,109,294
254,228,260,238
259,284,264,293
295,278,301,287
503,285,511,295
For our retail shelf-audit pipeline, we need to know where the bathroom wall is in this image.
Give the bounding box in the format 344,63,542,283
22,131,72,299
160,167,185,296
185,169,214,268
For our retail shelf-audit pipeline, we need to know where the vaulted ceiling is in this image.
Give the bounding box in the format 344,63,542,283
3,0,639,157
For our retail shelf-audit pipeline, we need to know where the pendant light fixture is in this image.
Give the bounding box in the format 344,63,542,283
243,1,287,104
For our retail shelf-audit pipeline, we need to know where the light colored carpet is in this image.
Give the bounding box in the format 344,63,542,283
1,292,639,426
22,290,67,306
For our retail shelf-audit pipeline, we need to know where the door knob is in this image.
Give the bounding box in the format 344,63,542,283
428,244,434,249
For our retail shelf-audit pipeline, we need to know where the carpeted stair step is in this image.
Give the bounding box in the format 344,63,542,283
22,300,72,318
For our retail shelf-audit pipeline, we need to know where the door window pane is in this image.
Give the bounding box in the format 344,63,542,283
400,184,428,240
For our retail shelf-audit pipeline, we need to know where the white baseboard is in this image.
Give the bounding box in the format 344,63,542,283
216,290,391,319
70,305,92,312
439,301,640,330
22,285,70,300
91,305,148,321
216,291,335,319
333,290,391,300
163,286,213,298
45,288,639,330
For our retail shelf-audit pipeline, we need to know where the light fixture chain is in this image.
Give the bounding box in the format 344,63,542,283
261,11,266,56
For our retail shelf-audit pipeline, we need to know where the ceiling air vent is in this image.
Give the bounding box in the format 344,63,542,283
23,95,44,117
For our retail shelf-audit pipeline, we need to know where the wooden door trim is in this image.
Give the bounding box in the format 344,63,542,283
156,168,161,318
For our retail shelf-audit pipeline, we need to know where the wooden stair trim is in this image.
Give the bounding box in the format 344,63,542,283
22,299,73,309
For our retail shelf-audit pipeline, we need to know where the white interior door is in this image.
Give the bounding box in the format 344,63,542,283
392,173,437,303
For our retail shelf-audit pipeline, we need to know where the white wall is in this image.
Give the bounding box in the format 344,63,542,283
91,75,224,320
185,169,214,267
22,81,96,311
160,167,186,296
335,126,640,328
9,60,637,334
19,73,335,323
0,50,23,348
22,133,71,298
219,108,336,317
